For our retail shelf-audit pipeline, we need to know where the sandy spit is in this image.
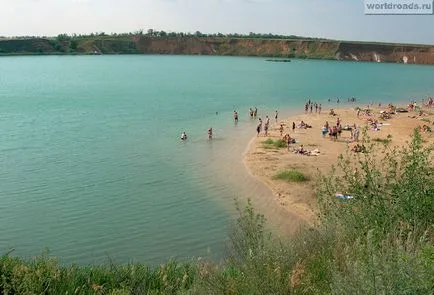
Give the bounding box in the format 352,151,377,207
243,104,434,231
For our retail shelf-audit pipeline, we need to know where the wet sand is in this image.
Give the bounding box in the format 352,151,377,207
244,104,434,231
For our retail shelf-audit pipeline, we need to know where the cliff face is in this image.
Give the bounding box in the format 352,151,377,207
337,42,434,64
1,37,433,65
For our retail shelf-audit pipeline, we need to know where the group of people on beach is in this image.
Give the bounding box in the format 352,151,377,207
424,97,433,107
181,95,432,143
304,100,322,114
256,115,271,136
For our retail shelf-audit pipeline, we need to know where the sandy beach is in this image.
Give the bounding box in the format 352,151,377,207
244,103,434,230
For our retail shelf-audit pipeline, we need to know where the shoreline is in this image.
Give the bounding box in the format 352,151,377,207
243,102,434,230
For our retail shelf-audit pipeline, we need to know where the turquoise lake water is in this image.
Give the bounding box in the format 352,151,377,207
1,55,433,265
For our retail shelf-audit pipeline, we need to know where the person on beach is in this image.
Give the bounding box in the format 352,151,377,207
337,124,342,137
264,123,269,136
208,128,213,140
249,108,254,118
279,124,284,136
292,122,296,133
284,134,294,151
310,104,313,113
181,131,188,140
315,103,318,113
352,126,360,142
256,122,262,136
305,103,308,113
332,126,338,141
254,107,258,118
321,125,328,137
275,110,278,122
325,121,329,130
233,110,238,123
319,104,322,114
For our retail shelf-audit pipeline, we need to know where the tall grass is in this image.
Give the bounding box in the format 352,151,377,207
263,139,286,149
273,170,309,182
1,129,433,294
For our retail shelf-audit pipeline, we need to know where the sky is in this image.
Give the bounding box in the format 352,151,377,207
0,0,433,44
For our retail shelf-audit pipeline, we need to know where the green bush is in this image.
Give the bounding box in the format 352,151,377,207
263,139,287,149
273,170,309,182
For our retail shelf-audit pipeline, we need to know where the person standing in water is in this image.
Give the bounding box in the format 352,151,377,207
208,128,213,140
275,110,278,122
233,110,238,123
254,107,258,118
181,131,188,140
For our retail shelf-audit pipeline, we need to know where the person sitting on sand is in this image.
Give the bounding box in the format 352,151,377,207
329,109,337,116
371,121,379,131
351,143,366,153
181,131,188,140
380,111,391,120
422,124,432,133
298,121,312,129
294,145,306,154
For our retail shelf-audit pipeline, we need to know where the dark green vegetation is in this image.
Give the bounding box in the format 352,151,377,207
372,136,392,144
1,130,433,294
263,138,287,149
1,30,434,64
273,170,309,182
